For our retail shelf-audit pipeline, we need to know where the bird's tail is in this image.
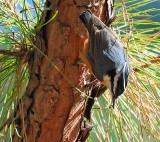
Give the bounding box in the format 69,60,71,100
79,9,92,33
80,10,107,34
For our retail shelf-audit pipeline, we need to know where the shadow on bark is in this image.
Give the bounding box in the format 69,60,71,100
12,0,113,141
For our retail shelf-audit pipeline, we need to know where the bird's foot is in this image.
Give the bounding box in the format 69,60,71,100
84,79,98,88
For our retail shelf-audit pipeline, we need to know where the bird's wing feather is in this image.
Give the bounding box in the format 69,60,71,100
90,28,126,81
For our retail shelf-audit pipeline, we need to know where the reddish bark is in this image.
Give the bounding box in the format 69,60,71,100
13,0,113,141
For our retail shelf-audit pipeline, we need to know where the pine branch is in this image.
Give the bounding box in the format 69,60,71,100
133,56,160,72
0,50,25,57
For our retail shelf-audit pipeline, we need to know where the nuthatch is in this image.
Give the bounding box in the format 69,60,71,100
79,10,130,108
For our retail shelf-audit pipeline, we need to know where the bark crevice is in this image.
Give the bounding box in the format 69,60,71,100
12,0,112,141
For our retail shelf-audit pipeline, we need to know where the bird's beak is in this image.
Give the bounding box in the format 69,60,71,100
111,94,117,109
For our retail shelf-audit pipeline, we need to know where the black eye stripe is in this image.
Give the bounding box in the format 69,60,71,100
106,69,116,93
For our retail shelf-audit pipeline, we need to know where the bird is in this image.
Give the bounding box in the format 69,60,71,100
79,9,130,108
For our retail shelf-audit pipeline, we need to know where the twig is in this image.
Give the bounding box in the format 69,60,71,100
0,50,25,57
133,56,160,72
0,117,12,132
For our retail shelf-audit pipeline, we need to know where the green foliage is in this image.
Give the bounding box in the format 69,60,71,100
0,0,44,141
87,0,160,141
0,0,160,142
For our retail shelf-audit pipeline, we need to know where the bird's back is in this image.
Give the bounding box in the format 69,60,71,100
89,27,127,82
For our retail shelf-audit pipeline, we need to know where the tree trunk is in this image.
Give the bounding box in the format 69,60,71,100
13,0,113,141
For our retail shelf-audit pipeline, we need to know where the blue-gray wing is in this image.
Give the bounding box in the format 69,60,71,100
89,28,127,81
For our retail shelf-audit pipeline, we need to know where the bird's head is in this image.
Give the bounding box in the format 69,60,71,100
110,63,130,108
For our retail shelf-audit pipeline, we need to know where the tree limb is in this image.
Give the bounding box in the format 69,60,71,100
0,50,25,57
